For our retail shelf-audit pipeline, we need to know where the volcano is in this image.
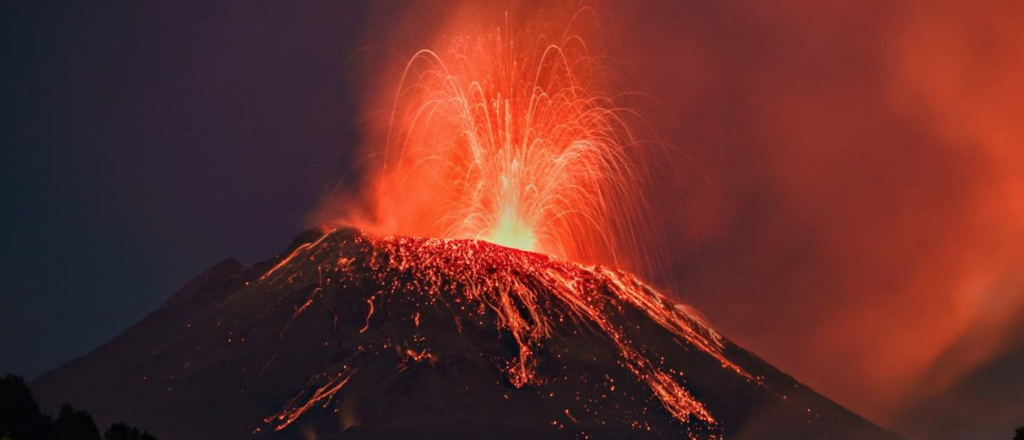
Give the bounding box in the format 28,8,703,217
32,226,899,439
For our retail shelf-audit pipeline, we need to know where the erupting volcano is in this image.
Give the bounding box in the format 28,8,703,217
29,9,901,440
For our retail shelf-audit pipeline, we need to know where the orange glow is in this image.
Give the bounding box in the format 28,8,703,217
487,205,537,251
348,11,651,269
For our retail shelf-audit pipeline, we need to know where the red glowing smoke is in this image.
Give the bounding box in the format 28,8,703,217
599,0,1024,434
322,0,1024,436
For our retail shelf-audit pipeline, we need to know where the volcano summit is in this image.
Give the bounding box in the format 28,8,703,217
32,227,899,439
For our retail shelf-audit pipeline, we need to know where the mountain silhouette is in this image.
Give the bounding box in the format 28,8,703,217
33,226,900,439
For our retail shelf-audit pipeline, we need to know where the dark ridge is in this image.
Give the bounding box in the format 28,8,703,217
32,227,901,440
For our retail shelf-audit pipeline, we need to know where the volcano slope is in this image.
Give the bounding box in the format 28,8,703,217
32,226,899,440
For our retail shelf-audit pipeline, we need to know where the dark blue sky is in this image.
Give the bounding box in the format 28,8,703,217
1,1,368,378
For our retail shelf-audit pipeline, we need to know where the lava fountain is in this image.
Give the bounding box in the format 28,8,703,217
351,12,654,270
301,8,756,436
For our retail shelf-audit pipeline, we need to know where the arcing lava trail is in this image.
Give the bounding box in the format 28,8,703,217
33,227,901,440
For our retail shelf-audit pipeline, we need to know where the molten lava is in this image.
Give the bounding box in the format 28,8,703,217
351,15,652,269
260,227,755,436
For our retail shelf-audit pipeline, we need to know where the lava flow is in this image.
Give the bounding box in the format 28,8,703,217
348,13,654,271
260,227,755,436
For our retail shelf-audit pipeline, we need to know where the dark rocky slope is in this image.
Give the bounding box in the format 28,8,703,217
33,227,900,440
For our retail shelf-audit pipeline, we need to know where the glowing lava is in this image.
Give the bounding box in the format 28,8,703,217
486,205,537,251
351,15,652,269
261,228,756,435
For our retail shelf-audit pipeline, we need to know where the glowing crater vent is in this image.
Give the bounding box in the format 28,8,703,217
486,205,537,252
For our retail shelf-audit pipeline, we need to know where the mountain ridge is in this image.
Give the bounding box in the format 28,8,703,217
33,226,900,440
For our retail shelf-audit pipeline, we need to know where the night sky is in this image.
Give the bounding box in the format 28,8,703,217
3,1,1023,438
1,1,367,377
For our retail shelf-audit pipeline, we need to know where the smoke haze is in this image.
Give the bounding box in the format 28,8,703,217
344,0,1024,437
598,0,1024,437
